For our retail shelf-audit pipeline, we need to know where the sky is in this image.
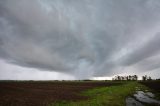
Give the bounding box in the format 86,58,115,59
0,0,160,80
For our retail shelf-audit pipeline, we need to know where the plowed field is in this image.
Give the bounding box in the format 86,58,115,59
0,81,121,106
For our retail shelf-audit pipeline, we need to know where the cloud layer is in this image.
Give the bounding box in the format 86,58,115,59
0,0,160,79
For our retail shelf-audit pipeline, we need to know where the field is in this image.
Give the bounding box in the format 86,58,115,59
139,81,160,91
139,80,160,99
0,81,121,106
0,81,159,106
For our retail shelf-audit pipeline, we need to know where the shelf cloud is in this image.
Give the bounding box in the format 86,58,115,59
0,0,160,79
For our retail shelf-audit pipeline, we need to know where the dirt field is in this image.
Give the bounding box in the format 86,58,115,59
139,81,160,92
0,81,121,106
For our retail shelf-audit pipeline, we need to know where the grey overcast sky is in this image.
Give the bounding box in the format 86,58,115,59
0,0,160,80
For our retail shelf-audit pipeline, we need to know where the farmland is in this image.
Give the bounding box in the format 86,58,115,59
139,80,160,99
0,81,121,106
0,81,160,106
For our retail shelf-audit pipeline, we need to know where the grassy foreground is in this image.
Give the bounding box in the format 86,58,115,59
49,82,139,106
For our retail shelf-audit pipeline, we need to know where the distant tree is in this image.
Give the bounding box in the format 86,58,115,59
142,75,147,81
117,76,121,80
133,75,138,81
142,76,145,81
121,76,124,80
129,75,132,81
147,76,152,81
112,75,138,81
126,76,129,81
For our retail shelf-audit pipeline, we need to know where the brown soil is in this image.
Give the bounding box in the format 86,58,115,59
0,81,121,106
139,81,160,92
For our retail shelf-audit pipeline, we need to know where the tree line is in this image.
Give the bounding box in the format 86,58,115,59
112,75,152,81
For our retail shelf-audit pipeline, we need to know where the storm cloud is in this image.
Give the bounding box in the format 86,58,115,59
0,0,160,79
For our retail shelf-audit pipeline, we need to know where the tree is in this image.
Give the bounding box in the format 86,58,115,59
142,75,147,81
147,76,152,81
112,75,138,81
129,75,132,80
133,75,138,80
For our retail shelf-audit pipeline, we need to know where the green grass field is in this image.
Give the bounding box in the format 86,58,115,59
50,81,160,106
49,82,139,106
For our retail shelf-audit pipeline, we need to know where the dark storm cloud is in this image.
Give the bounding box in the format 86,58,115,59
121,33,160,66
0,0,160,79
137,54,160,71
